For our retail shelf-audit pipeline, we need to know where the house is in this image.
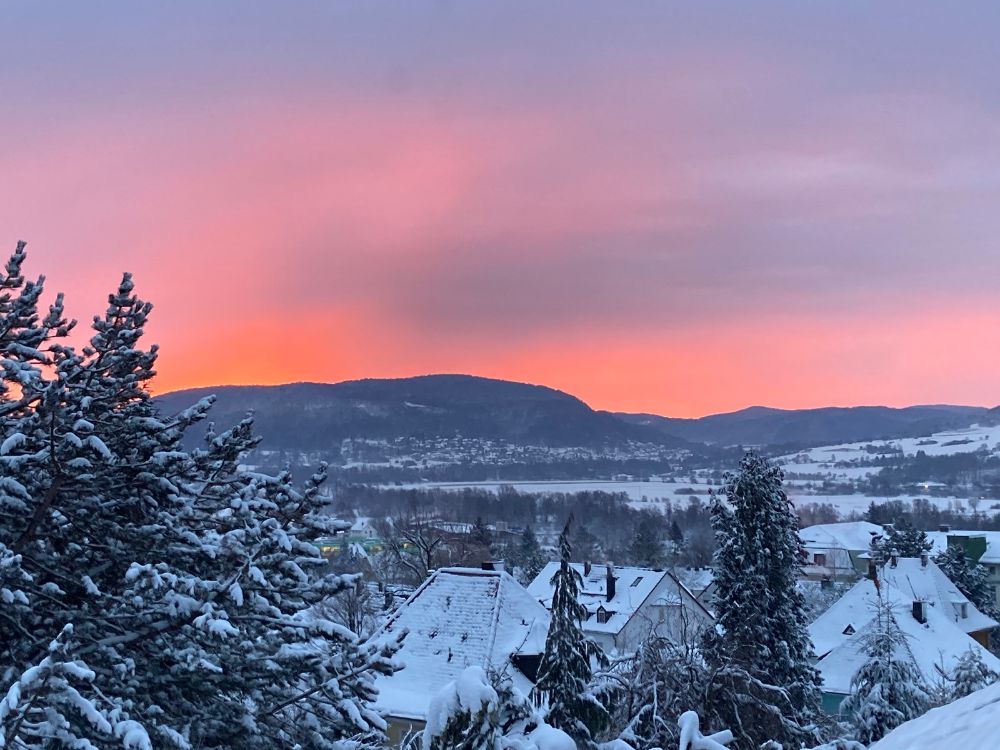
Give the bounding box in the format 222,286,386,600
526,562,713,655
809,557,1000,714
372,566,549,745
868,677,1000,749
673,566,716,609
927,528,1000,607
799,521,884,581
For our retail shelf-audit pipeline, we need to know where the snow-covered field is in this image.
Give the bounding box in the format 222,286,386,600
392,479,989,517
394,479,711,501
778,423,1000,473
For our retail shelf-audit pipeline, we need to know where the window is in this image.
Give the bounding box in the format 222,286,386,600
813,553,827,567
842,624,855,636
631,576,643,587
596,607,610,624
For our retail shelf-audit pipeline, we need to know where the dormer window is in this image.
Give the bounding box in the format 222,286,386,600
842,624,855,636
596,606,610,624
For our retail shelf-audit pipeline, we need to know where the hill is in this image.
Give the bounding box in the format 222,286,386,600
155,375,681,451
616,404,990,449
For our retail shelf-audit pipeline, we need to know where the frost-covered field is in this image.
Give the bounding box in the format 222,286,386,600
778,423,1000,472
393,480,984,517
394,479,711,501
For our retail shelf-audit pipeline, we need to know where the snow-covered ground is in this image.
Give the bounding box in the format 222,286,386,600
393,479,712,502
391,480,982,516
778,423,1000,473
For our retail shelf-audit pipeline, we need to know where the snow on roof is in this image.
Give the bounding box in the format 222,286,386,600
927,529,1000,564
799,521,884,552
880,558,996,634
526,563,706,635
868,678,1000,750
809,565,1000,695
373,567,549,721
674,566,714,594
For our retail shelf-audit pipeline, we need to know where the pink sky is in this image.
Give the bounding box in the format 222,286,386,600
3,3,1000,416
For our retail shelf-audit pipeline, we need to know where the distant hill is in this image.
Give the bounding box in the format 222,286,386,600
615,404,990,449
155,375,682,451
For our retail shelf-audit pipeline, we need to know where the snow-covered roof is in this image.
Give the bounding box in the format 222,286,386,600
809,563,1000,695
526,563,707,635
373,567,549,721
879,558,996,634
927,529,1000,564
868,678,1000,750
674,567,714,596
799,521,884,552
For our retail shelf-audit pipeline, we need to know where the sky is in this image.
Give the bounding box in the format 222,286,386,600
3,3,1000,417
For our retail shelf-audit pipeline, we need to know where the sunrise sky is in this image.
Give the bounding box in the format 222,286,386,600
4,3,1000,417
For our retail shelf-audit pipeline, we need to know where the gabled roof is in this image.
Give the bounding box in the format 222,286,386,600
809,564,1000,695
869,678,1000,750
373,567,549,721
800,521,884,551
879,558,997,635
526,563,708,635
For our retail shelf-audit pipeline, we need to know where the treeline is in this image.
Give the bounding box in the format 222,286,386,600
331,485,717,567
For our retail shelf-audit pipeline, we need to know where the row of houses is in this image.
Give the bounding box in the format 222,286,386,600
371,561,714,741
349,520,1000,741
800,521,1000,713
800,520,1000,604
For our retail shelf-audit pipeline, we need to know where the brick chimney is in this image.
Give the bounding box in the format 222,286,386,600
606,562,616,602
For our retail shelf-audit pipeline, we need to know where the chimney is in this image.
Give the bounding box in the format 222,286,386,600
383,589,394,611
912,600,928,624
939,524,951,533
606,562,616,602
890,554,898,568
920,551,929,568
584,561,592,577
481,560,505,572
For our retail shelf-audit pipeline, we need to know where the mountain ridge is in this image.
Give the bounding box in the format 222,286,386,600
154,375,994,451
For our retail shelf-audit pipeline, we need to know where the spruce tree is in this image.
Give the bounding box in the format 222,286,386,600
0,245,399,749
511,525,547,586
950,648,998,699
841,593,929,744
536,518,608,748
703,452,823,749
870,521,932,560
628,521,664,568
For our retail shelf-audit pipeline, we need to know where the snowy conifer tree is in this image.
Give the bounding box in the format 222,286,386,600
0,244,400,749
703,453,824,749
536,518,608,748
423,667,575,750
840,592,929,744
870,521,931,560
949,648,998,699
508,526,547,586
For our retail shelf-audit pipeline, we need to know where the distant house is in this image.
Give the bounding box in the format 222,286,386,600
927,528,1000,607
799,521,884,581
372,566,549,745
809,557,1000,714
673,566,716,609
526,562,713,655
